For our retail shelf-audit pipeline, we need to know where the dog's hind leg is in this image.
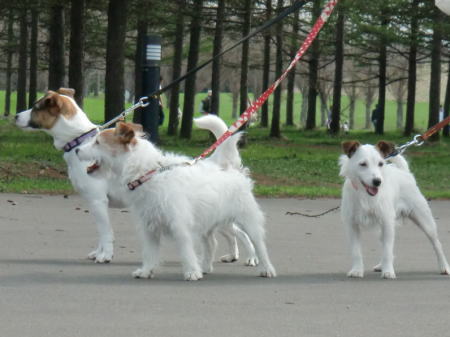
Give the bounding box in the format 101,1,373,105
235,200,276,278
200,233,217,274
410,205,450,275
172,227,203,281
218,225,239,263
86,198,114,263
234,225,259,266
133,225,161,279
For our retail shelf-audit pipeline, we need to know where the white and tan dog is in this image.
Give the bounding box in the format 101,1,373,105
15,89,257,265
76,122,276,280
339,140,450,279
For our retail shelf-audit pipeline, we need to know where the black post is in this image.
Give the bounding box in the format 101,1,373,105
141,35,161,144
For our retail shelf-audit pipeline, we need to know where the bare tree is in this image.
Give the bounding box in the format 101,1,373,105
48,4,65,90
4,8,14,117
16,7,28,113
210,0,225,116
28,8,39,107
69,0,86,107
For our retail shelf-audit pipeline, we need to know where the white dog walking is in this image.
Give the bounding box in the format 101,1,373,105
339,140,450,279
77,122,276,281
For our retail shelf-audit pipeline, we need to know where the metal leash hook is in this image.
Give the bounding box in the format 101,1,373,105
100,96,150,130
387,134,425,159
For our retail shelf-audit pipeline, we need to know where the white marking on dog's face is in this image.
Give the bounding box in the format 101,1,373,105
344,144,385,196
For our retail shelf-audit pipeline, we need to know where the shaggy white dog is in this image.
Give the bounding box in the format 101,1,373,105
339,140,450,279
77,122,276,281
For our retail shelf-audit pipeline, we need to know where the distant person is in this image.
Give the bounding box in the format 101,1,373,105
200,89,214,115
371,103,381,130
158,77,165,126
342,121,349,134
439,105,444,122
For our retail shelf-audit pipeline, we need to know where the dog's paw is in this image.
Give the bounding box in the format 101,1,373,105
132,268,154,279
202,264,214,274
184,271,203,281
381,271,396,279
347,269,364,278
220,254,238,263
260,266,277,278
440,266,450,275
373,263,382,272
88,245,114,264
245,257,259,267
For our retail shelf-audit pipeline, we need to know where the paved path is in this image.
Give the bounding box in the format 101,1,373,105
1,193,449,337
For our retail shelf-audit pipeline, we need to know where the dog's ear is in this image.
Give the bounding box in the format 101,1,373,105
342,141,360,158
126,122,143,133
376,140,395,158
42,91,64,115
57,88,75,98
115,122,135,145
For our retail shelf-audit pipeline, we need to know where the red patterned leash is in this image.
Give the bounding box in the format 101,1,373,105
127,0,339,190
194,0,339,162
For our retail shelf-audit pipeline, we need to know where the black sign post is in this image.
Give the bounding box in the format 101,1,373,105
141,35,161,144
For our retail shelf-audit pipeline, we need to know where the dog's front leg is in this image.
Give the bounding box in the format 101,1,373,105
380,221,396,279
87,199,114,263
346,222,364,278
133,226,161,279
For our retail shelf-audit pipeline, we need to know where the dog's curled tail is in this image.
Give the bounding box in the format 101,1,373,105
194,114,228,139
387,154,410,172
210,132,244,171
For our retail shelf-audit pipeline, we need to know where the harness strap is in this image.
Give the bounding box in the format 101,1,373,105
63,128,98,152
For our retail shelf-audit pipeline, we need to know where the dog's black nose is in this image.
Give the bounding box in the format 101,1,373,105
14,115,18,121
373,178,381,187
75,148,80,155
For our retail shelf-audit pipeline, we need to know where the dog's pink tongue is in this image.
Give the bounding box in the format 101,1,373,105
366,186,378,196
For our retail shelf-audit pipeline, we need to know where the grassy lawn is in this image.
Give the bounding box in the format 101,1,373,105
1,92,449,198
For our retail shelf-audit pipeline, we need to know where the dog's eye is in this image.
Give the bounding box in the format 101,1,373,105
359,162,367,167
378,162,384,167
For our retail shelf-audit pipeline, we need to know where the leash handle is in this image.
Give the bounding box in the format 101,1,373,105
420,115,450,141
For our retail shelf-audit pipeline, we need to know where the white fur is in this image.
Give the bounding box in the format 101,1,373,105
339,144,450,279
77,130,276,281
15,96,253,265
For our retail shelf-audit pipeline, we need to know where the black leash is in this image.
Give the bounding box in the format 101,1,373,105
148,0,310,99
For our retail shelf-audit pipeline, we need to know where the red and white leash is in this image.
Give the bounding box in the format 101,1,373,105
194,0,339,162
127,0,339,190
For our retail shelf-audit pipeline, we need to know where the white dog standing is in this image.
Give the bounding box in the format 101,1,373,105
15,89,256,266
76,122,276,280
339,140,450,279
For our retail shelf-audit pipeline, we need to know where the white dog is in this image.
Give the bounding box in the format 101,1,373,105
15,89,256,265
76,122,276,280
339,140,450,279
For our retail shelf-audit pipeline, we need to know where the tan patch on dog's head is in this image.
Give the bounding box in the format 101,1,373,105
342,140,361,158
96,123,137,151
29,90,78,129
376,140,395,158
57,87,75,99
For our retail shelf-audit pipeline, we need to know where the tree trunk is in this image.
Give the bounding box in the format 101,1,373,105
286,0,299,127
69,0,86,107
4,8,14,117
16,7,28,113
167,1,185,135
443,58,450,137
404,0,419,136
396,99,403,129
210,0,225,116
375,8,389,135
428,6,443,141
349,84,356,129
133,20,148,125
180,0,203,139
104,0,128,122
239,0,252,116
330,0,344,134
270,0,283,138
48,4,65,90
300,87,308,126
28,8,38,107
364,83,375,129
306,0,321,130
260,0,272,127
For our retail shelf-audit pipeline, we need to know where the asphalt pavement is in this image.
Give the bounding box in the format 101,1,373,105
1,193,449,337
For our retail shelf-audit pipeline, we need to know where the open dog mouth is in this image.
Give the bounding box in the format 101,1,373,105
86,161,100,174
361,181,378,196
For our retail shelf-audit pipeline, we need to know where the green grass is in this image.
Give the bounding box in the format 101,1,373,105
1,92,449,198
